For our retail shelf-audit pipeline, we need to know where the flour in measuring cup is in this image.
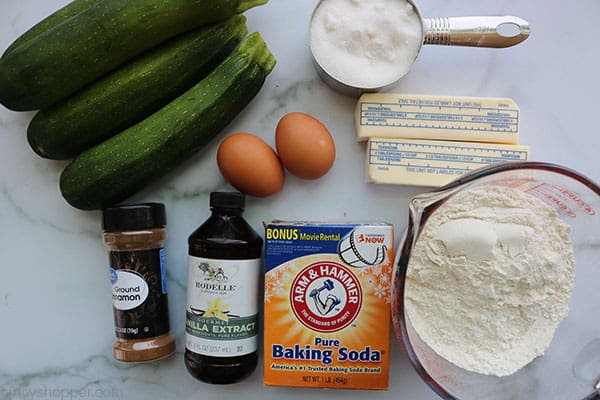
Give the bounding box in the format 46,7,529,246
310,0,422,88
405,185,575,376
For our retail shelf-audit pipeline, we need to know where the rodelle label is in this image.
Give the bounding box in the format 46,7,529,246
109,249,170,340
185,257,260,357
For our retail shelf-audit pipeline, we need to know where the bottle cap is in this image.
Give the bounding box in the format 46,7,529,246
210,192,245,209
102,203,166,231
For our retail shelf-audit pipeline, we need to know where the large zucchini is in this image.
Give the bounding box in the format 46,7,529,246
0,0,267,111
1,0,101,59
28,16,248,160
60,33,276,210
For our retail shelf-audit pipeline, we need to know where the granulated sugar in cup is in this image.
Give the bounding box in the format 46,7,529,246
309,0,530,96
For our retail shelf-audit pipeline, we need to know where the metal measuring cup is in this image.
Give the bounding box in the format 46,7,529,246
309,0,531,97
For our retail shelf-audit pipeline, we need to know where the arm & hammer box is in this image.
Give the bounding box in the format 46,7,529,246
263,221,394,390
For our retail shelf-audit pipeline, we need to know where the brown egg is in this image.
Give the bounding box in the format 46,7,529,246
275,112,335,179
217,133,285,197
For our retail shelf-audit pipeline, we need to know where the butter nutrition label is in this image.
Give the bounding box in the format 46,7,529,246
356,93,520,144
367,138,530,187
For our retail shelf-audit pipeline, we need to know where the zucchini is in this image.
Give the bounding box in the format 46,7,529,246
60,32,276,210
1,0,100,59
28,16,248,160
0,0,268,111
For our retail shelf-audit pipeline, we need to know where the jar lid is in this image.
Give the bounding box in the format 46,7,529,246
210,192,245,209
102,203,166,231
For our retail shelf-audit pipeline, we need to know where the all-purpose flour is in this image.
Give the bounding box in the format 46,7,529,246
310,0,422,88
405,186,575,377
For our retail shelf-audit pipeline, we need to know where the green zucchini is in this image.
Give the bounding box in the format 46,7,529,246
0,0,268,111
28,16,248,160
60,32,276,210
1,0,101,59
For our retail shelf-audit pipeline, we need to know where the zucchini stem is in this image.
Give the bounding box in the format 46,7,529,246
237,32,276,74
237,0,268,13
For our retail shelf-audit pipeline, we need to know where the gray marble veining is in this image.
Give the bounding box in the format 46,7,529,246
1,0,599,400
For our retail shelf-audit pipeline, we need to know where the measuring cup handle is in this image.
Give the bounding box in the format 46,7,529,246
422,16,531,48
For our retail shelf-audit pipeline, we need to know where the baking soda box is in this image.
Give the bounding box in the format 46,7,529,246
263,221,394,390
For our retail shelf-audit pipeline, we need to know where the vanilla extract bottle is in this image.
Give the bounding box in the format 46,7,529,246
185,192,263,384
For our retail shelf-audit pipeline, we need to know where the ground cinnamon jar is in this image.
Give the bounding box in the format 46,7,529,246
102,203,175,362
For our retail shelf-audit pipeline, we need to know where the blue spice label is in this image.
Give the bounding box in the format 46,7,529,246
109,249,171,340
160,248,168,295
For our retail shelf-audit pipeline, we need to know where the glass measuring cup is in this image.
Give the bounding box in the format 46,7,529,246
392,161,600,400
309,0,530,97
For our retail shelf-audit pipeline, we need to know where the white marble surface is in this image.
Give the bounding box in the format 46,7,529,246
1,0,599,399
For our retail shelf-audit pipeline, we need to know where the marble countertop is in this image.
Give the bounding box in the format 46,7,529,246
1,0,599,399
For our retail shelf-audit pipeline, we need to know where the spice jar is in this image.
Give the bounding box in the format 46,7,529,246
102,203,175,362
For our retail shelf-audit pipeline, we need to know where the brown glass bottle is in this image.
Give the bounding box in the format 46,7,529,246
184,192,263,384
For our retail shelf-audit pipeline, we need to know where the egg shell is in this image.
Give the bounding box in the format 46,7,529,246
275,112,335,180
217,133,285,197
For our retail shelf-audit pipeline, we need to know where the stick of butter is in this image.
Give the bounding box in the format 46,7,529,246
366,138,530,187
356,93,520,144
